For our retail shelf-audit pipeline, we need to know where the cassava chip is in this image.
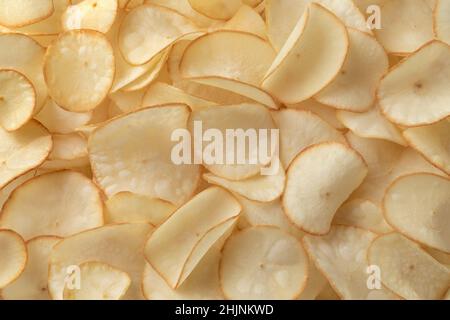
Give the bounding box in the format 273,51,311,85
44,30,115,112
0,170,103,240
368,233,450,300
220,226,308,300
0,229,27,288
188,0,241,20
283,142,368,235
222,5,267,39
62,0,118,33
63,261,131,300
289,99,345,130
262,3,349,104
144,187,240,288
0,0,54,28
435,0,450,44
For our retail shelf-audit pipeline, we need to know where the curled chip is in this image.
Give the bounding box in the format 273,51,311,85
283,142,368,235
0,229,27,289
262,3,349,104
435,0,450,45
62,0,118,33
0,0,54,28
188,0,242,20
220,226,308,300
368,233,450,300
44,30,115,112
63,261,131,300
383,173,450,253
0,69,36,131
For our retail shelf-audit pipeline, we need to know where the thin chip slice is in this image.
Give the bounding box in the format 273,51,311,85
333,199,392,234
425,247,450,267
203,160,284,202
144,187,241,288
118,4,199,65
48,223,153,300
44,30,115,112
1,236,60,300
220,226,308,300
383,173,450,253
35,99,93,134
105,192,176,225
0,229,27,289
189,103,276,180
62,0,118,33
403,119,450,174
435,0,450,44
336,105,407,146
188,0,241,20
89,104,200,205
0,170,40,211
298,262,328,300
303,226,396,299
283,142,368,235
377,40,450,126
63,261,131,300
0,0,54,28
0,120,52,189
0,69,35,131
315,29,389,112
0,170,103,240
368,233,450,300
109,88,145,113
222,5,267,39
0,33,47,112
272,109,346,168
41,133,88,170
289,99,345,130
262,3,349,104
375,0,434,54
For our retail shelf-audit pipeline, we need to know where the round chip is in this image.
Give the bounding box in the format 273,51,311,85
220,226,308,300
0,33,47,112
262,3,349,104
1,236,60,300
0,170,104,240
290,99,345,130
403,119,450,174
118,4,199,66
222,5,267,39
63,261,131,300
0,0,54,28
383,173,450,253
435,0,450,44
315,29,389,112
368,233,450,300
377,40,450,126
62,0,118,33
0,120,52,189
42,133,89,170
89,104,200,205
0,69,36,131
48,223,153,300
0,229,27,289
44,30,115,112
283,142,368,235
188,0,242,20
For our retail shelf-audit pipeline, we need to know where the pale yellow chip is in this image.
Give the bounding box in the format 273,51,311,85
0,229,27,289
271,109,346,168
118,4,199,65
0,170,40,211
48,223,153,300
188,0,241,20
40,133,89,170
62,0,118,33
1,236,60,300
377,40,450,126
289,99,345,130
0,120,52,189
0,33,47,112
262,3,349,104
403,119,450,174
144,187,240,288
368,233,450,300
222,5,267,39
303,226,397,299
315,29,389,112
63,261,131,300
105,192,176,225
0,170,103,240
283,142,368,235
89,104,200,205
0,0,54,28
383,173,450,253
333,199,393,234
298,262,328,300
0,69,35,131
220,226,308,300
375,0,434,54
44,30,115,112
435,0,450,44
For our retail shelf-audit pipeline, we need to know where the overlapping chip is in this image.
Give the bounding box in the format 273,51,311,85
0,229,27,289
